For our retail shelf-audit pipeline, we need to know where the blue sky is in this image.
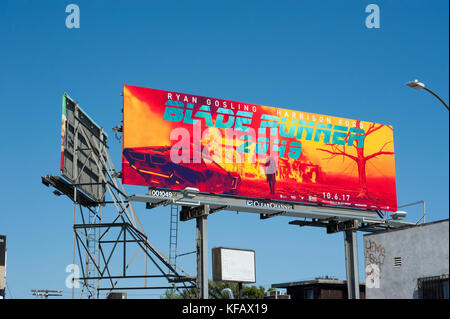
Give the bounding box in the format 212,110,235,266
0,0,448,299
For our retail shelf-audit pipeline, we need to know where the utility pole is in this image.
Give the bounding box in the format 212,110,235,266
196,205,209,299
344,230,360,299
31,290,63,299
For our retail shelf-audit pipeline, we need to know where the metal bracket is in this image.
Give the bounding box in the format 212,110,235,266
260,211,285,220
112,125,123,133
180,205,210,222
289,219,328,228
146,200,172,210
326,220,359,234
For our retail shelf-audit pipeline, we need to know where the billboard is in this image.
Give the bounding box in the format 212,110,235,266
122,85,397,212
212,247,256,283
61,93,107,202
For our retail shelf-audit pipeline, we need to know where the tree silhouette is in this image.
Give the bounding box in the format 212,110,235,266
317,122,394,199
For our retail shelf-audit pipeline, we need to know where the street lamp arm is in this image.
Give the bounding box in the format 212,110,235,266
422,87,449,111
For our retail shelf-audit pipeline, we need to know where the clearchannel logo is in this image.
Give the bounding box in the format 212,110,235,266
246,200,294,210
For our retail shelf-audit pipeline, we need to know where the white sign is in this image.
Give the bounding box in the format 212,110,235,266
213,247,256,283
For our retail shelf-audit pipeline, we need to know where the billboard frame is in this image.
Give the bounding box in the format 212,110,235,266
130,187,388,223
61,93,108,203
121,85,398,213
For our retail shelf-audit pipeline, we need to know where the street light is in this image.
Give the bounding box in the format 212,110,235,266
406,79,449,111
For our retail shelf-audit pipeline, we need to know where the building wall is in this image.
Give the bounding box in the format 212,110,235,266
364,220,449,299
320,285,365,299
286,283,365,299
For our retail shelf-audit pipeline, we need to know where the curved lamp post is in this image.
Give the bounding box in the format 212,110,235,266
406,79,449,111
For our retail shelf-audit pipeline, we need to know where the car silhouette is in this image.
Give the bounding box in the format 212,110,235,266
123,146,241,194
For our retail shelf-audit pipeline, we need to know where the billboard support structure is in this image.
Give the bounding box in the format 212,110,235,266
196,205,209,299
121,85,405,299
344,229,360,299
42,94,196,298
131,188,416,299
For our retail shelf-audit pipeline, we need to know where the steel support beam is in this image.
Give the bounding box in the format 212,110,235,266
344,229,360,299
196,205,209,299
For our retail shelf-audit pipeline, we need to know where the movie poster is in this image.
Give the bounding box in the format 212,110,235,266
122,85,397,212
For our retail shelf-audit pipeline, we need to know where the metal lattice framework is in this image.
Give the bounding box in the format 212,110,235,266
42,102,195,298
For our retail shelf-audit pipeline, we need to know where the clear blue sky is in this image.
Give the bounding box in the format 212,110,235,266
0,0,448,299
